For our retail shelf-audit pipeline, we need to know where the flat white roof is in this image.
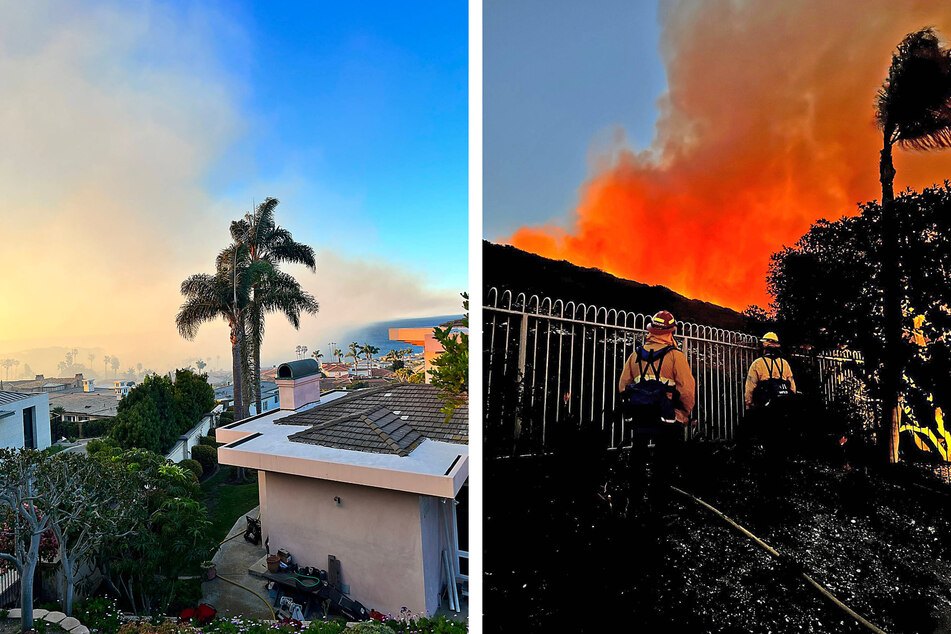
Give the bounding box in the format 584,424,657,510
216,391,467,498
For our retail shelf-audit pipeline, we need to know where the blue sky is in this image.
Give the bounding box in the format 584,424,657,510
484,0,665,239
208,1,469,288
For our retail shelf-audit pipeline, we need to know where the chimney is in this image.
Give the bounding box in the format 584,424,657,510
275,359,321,411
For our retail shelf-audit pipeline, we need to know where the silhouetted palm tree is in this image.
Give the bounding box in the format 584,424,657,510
875,27,951,463
230,198,317,414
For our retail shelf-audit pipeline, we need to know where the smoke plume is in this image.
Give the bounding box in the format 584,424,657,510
508,0,951,310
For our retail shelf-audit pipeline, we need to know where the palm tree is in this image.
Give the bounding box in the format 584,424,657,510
875,28,951,463
312,350,323,364
345,342,360,373
177,243,264,421
230,198,317,414
110,356,119,378
363,344,380,370
195,359,206,373
334,348,343,363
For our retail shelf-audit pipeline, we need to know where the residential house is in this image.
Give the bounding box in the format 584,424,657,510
3,373,86,394
48,391,118,424
216,359,467,617
0,391,52,450
113,380,136,400
214,381,280,416
321,362,351,379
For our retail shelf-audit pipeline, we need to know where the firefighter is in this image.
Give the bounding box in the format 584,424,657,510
616,310,696,521
744,332,796,410
741,332,797,459
618,310,696,427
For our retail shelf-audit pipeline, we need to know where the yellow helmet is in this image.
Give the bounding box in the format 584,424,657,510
760,332,780,344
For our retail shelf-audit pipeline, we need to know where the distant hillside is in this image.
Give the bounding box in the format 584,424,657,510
483,241,751,332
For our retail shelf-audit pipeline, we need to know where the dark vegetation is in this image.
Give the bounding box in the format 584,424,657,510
760,185,951,461
483,241,749,331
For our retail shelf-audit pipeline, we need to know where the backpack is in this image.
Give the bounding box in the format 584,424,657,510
622,345,679,422
751,356,792,407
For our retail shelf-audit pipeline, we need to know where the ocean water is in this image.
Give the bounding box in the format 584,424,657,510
322,314,464,358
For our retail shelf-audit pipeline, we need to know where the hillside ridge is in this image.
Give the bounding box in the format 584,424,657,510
483,241,751,332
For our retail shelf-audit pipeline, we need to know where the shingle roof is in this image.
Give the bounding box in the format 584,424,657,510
0,391,30,406
275,384,467,448
47,392,118,417
288,407,424,456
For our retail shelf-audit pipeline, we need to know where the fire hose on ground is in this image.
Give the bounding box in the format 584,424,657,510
670,485,887,634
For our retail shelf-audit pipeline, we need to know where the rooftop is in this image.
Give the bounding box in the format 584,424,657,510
288,406,424,456
0,391,32,406
216,386,468,498
47,391,118,417
274,383,467,445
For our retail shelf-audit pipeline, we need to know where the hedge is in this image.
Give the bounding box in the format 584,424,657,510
179,459,203,479
190,444,218,472
198,435,218,447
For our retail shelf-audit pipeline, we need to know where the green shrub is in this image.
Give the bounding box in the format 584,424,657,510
75,597,123,634
199,435,218,447
346,381,369,390
86,438,117,455
179,459,203,479
190,444,218,472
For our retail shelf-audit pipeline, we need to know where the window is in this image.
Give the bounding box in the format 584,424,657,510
22,407,35,449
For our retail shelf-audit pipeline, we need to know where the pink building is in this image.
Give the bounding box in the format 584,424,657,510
216,359,468,617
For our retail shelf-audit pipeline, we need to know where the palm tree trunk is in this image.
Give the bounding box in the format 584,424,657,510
880,131,901,464
252,304,263,415
230,320,245,421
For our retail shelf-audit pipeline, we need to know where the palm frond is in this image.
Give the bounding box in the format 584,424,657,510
876,27,951,149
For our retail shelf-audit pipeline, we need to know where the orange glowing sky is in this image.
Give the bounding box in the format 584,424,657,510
505,0,951,311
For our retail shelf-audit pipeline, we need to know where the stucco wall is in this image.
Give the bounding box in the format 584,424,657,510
0,393,51,450
419,496,448,615
261,471,430,615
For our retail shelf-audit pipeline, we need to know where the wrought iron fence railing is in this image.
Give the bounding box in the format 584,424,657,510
484,287,872,457
0,567,19,608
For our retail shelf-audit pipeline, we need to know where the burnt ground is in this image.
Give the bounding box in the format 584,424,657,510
484,440,951,633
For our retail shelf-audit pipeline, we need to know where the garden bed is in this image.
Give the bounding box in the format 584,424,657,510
485,442,951,632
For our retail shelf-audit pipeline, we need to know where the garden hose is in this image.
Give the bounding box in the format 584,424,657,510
215,573,276,620
291,569,327,589
216,508,262,548
670,485,887,634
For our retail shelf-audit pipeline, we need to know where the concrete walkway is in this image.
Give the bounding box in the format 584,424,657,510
201,506,274,619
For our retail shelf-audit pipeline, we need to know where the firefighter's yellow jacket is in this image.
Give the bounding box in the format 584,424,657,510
744,355,796,409
618,333,696,423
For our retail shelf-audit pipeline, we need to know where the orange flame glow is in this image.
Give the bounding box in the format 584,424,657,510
507,1,951,310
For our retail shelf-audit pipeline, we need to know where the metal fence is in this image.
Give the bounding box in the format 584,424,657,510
0,568,19,608
484,287,871,456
